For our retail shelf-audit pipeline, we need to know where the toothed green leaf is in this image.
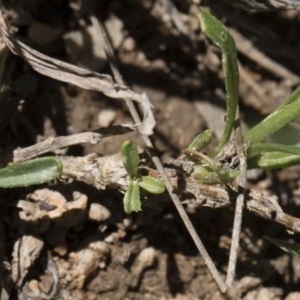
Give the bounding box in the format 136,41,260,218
123,181,141,213
121,140,139,179
139,176,165,194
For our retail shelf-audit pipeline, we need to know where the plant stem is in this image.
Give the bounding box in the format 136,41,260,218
226,108,247,287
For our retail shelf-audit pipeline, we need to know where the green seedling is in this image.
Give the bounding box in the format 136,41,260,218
184,130,239,185
121,140,165,214
191,7,300,185
199,8,300,170
196,7,300,291
0,157,63,188
265,236,300,257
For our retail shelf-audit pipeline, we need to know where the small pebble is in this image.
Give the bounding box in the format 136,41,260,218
88,203,111,222
28,280,40,296
54,244,68,256
97,109,116,127
123,37,136,51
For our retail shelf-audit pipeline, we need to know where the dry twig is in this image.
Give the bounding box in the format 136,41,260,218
229,28,300,86
48,151,300,234
226,108,247,287
6,124,135,164
0,15,142,103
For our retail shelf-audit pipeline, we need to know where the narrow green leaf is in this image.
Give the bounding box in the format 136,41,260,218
193,170,239,185
218,169,240,183
199,8,239,157
193,169,223,185
282,84,300,106
0,157,63,188
192,165,239,184
244,85,300,144
123,181,141,214
188,129,213,151
265,236,300,257
121,140,139,179
139,176,165,194
247,151,300,169
248,143,300,158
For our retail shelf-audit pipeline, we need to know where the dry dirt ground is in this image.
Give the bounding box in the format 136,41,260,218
1,0,300,299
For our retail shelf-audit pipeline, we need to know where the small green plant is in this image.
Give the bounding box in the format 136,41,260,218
184,129,240,184
196,7,300,289
121,140,165,213
198,7,300,171
197,7,300,264
0,157,63,188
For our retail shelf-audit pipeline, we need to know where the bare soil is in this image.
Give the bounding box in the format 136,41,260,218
1,1,300,299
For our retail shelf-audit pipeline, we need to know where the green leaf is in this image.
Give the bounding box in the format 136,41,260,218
218,169,240,183
193,169,222,185
192,165,239,184
244,85,300,144
185,130,213,162
0,157,63,188
139,176,165,194
123,180,141,213
199,8,239,157
121,140,139,179
265,236,300,257
281,84,300,106
248,143,300,158
247,151,300,169
188,129,213,152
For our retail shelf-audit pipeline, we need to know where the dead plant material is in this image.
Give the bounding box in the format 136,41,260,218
12,189,88,232
11,235,44,287
56,152,300,234
0,16,143,103
230,28,300,86
9,124,135,164
0,9,157,136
